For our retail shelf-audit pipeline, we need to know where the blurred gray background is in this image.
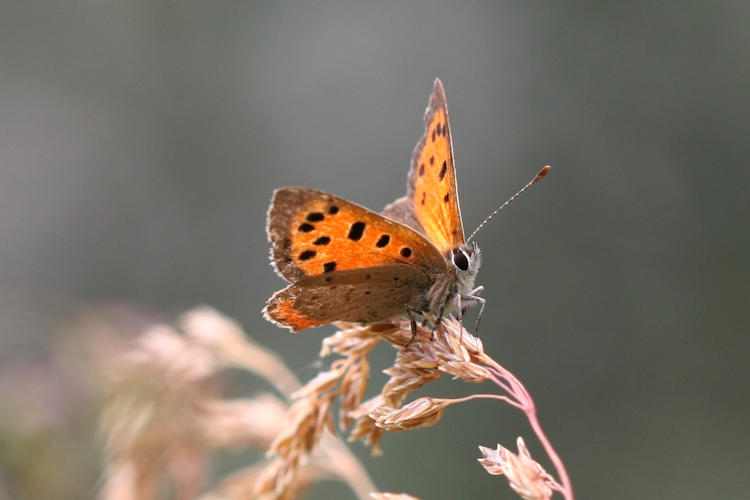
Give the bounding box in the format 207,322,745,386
1,1,749,499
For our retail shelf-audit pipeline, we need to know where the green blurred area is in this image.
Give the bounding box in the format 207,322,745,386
1,1,748,499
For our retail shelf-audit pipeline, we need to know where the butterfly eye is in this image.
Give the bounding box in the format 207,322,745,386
452,249,470,271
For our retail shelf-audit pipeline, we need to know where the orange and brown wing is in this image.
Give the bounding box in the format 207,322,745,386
264,264,431,331
406,78,464,254
267,187,447,282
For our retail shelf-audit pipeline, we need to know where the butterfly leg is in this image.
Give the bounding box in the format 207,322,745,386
455,292,466,344
463,286,486,334
430,298,450,341
405,305,421,348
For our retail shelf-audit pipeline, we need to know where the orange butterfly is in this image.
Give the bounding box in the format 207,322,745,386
264,79,547,335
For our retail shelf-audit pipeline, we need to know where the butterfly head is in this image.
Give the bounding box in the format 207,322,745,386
450,241,481,294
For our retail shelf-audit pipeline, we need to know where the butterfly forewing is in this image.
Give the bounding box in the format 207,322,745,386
267,187,447,282
406,78,465,253
264,264,432,331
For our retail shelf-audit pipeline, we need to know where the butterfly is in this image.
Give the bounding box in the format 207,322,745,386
264,79,536,335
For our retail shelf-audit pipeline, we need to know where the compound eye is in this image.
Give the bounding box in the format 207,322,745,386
452,249,469,271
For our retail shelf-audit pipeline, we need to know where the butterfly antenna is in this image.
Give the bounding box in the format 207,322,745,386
466,165,551,243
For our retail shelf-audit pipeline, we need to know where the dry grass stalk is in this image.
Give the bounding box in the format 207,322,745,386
369,397,449,431
99,324,220,500
255,320,385,497
478,438,555,500
261,315,574,500
99,304,572,499
202,461,324,500
98,307,375,500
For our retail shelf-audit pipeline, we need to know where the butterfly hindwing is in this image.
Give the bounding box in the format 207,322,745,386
405,78,465,254
264,264,432,331
267,187,447,282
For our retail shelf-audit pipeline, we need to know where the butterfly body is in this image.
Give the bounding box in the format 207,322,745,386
264,79,485,332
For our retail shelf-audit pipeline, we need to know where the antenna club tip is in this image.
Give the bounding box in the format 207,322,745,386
533,165,551,183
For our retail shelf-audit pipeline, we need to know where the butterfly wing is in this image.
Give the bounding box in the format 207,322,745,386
382,195,423,234
264,264,431,331
267,187,448,282
389,78,465,254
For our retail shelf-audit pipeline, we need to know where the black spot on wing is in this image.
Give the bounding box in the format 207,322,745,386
299,250,316,261
298,223,315,233
348,221,366,241
400,247,412,258
376,235,390,247
323,262,337,273
328,205,339,214
439,161,447,180
306,212,324,222
313,236,330,245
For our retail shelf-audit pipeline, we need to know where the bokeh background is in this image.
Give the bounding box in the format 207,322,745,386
1,1,749,499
